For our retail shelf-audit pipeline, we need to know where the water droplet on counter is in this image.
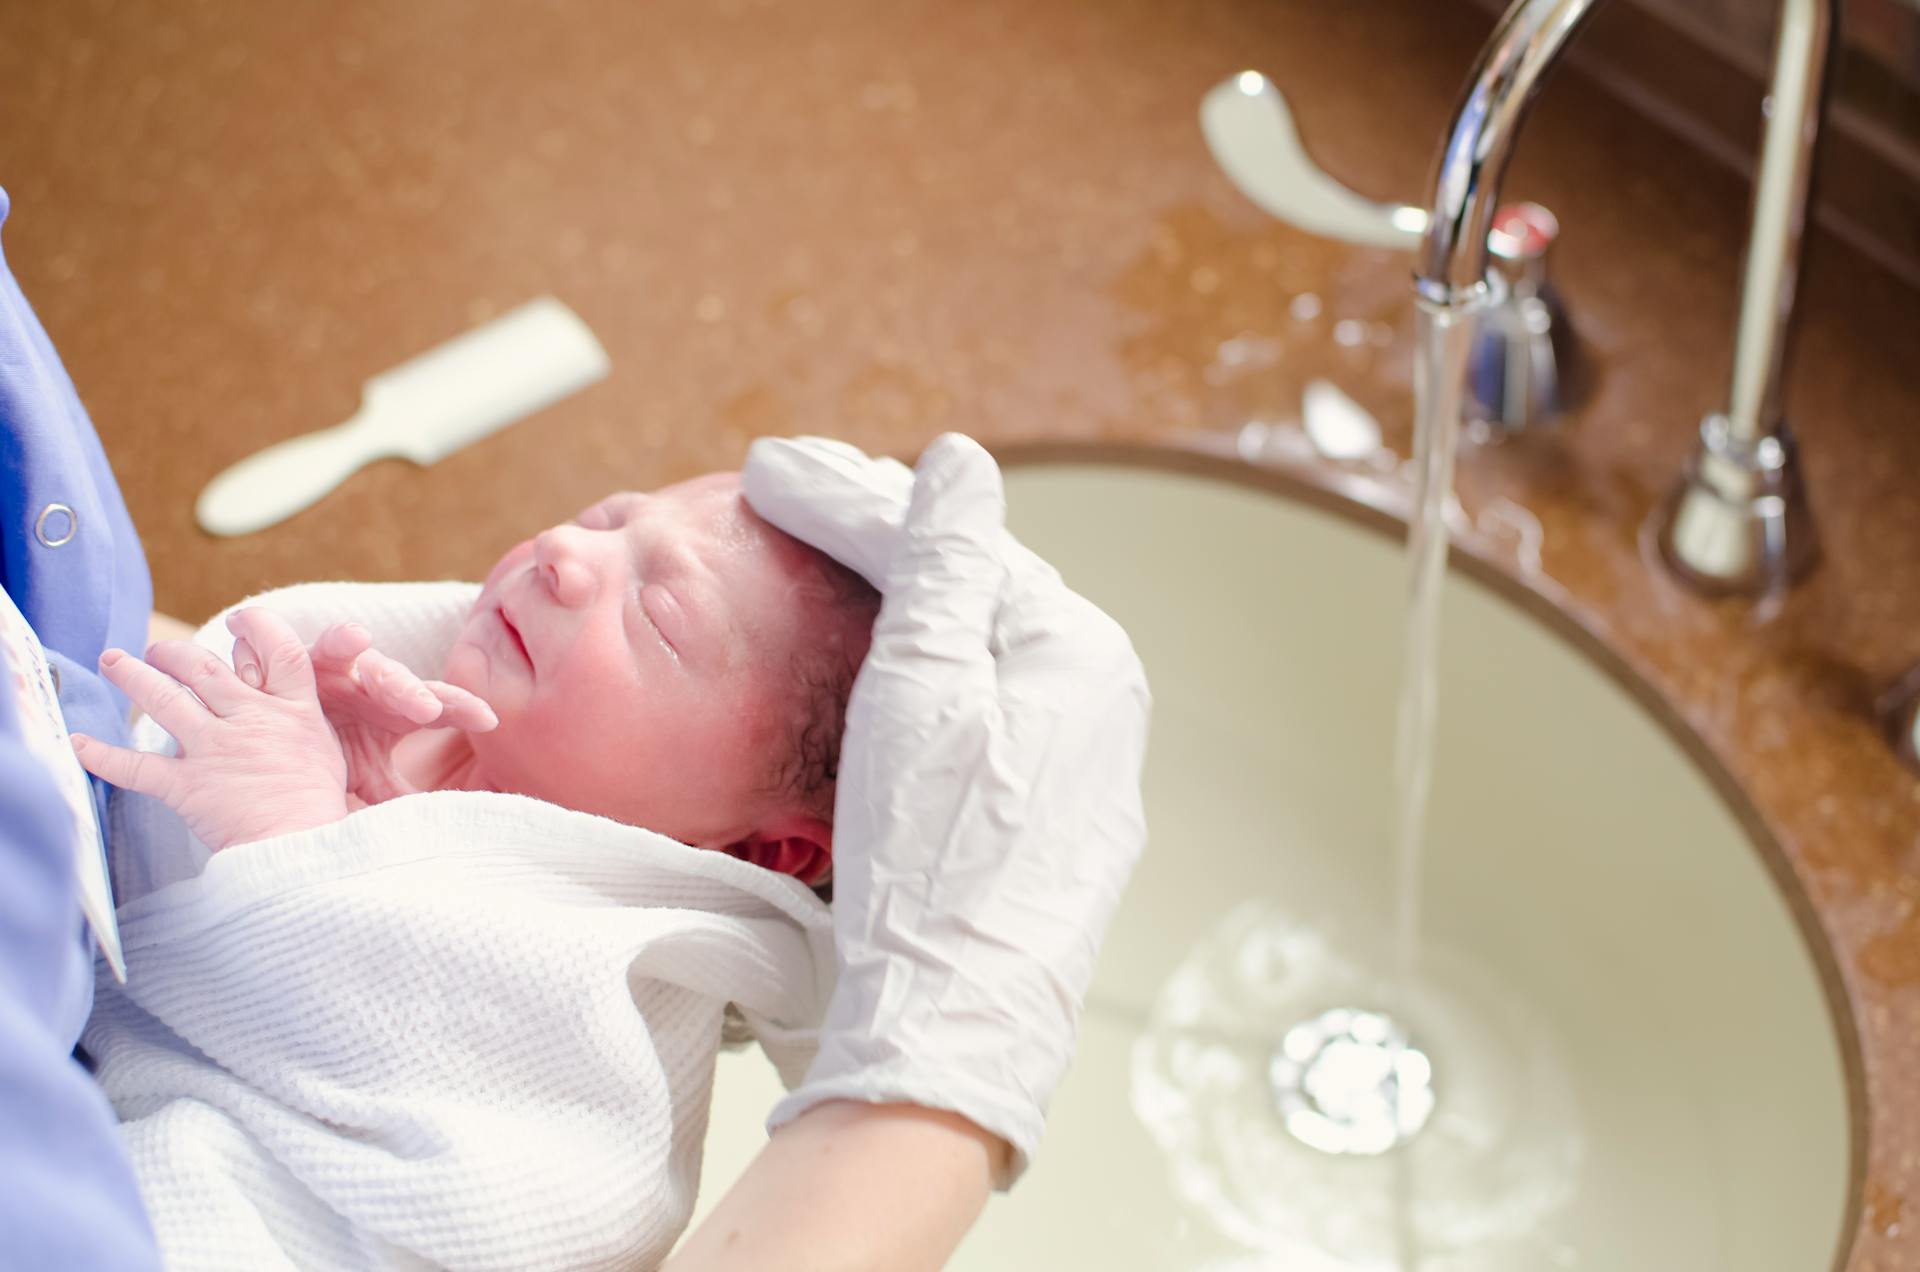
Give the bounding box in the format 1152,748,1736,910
779,294,824,334
1302,379,1383,459
1150,223,1185,266
1211,333,1281,370
1333,319,1369,348
1476,497,1550,578
1290,293,1323,322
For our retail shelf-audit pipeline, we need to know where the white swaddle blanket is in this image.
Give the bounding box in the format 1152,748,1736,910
83,582,836,1271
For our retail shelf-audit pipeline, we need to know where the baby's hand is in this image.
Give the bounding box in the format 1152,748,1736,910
236,621,496,807
71,608,351,852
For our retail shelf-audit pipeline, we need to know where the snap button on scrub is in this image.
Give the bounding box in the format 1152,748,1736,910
34,502,76,547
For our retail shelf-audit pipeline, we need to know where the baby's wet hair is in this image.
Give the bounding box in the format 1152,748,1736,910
768,548,881,823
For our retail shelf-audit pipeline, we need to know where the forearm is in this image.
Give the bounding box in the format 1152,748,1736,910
662,1101,1007,1272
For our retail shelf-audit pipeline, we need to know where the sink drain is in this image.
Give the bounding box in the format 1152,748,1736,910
1268,1007,1435,1156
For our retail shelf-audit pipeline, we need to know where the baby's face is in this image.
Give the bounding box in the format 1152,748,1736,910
442,472,867,855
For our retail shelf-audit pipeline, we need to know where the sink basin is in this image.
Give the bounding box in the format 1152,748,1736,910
690,449,1857,1271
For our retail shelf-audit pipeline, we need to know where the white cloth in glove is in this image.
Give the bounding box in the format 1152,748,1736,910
740,432,1151,1183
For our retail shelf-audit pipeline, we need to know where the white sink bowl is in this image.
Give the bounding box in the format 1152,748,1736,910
693,451,1858,1271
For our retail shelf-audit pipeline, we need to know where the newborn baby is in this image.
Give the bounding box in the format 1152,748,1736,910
77,471,878,882
73,471,881,1271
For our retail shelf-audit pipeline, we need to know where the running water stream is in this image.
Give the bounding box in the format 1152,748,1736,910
1394,299,1478,1017
1134,280,1585,1270
1386,290,1490,1267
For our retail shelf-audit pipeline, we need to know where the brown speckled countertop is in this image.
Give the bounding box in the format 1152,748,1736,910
6,0,1919,1265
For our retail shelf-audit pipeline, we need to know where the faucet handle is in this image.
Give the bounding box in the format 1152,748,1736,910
1488,203,1558,279
1469,203,1585,435
1202,73,1581,432
1201,72,1428,252
1202,71,1545,266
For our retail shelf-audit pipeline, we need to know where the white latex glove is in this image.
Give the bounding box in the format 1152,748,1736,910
742,432,1151,1184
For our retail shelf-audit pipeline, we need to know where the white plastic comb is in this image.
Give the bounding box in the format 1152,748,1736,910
196,297,610,536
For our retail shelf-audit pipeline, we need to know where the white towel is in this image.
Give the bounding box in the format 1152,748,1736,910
85,582,836,1271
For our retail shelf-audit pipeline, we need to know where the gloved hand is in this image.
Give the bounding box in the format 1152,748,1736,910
232,622,497,808
69,608,351,851
741,432,1151,1183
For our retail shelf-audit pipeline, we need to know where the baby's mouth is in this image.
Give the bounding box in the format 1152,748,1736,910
498,605,534,672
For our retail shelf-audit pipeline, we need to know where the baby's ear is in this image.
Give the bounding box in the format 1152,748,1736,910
728,818,832,884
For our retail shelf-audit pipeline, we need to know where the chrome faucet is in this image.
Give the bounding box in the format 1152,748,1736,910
1201,75,1583,436
1203,0,1838,594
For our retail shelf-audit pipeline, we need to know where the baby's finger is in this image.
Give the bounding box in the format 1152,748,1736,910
312,622,374,674
358,648,443,725
70,732,177,801
143,639,252,716
225,608,318,702
424,680,498,732
97,649,211,744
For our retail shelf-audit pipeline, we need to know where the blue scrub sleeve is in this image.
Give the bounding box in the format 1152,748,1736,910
0,183,159,1265
0,648,159,1267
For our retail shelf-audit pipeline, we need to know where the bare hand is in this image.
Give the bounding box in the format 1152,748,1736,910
232,621,496,808
71,608,351,851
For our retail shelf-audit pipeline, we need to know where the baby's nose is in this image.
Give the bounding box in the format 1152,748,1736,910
532,527,598,607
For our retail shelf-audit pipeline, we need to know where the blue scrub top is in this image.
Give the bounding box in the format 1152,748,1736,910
0,185,162,1268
